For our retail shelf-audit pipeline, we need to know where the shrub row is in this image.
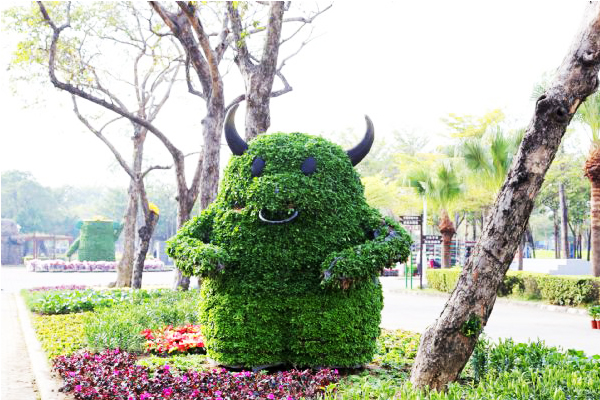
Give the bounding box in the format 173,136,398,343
426,268,600,306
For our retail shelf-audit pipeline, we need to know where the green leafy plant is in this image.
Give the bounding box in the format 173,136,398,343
166,130,412,368
136,354,209,373
24,288,172,315
31,312,89,358
589,305,600,320
460,314,482,338
84,291,201,353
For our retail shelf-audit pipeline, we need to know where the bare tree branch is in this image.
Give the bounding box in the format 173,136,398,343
71,96,135,181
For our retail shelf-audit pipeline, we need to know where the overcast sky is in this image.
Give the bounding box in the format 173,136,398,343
0,1,591,188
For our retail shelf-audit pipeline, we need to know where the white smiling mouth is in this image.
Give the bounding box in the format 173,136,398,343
258,209,299,224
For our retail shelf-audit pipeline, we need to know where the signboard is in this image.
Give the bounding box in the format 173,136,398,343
423,235,442,245
399,215,422,225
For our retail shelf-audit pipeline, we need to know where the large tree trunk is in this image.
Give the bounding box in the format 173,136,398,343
114,129,145,287
228,2,285,141
172,191,194,291
558,182,570,258
585,148,600,276
439,210,456,268
114,181,138,287
410,4,600,390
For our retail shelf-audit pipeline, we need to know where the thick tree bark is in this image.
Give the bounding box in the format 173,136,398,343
558,182,570,258
115,180,139,287
410,3,600,390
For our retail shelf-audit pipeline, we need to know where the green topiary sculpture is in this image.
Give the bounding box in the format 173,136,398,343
167,105,411,368
67,218,123,261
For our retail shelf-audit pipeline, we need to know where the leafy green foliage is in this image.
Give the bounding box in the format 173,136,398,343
373,329,421,370
136,354,209,373
425,267,462,292
84,290,201,353
460,315,482,338
427,269,600,305
31,312,88,358
167,132,412,368
23,288,173,315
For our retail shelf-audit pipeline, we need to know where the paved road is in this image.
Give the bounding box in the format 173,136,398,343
381,279,600,357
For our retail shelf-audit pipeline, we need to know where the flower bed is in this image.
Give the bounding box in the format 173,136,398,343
142,325,205,355
54,349,339,400
25,259,171,273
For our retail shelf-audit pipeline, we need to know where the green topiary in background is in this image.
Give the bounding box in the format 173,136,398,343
67,219,123,261
167,106,411,368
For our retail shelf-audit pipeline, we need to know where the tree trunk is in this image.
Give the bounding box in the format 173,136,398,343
228,2,285,141
589,178,600,276
472,213,477,241
517,233,524,270
172,191,193,290
114,180,138,287
558,182,570,258
410,3,600,390
554,211,561,258
132,211,159,289
585,148,600,276
439,210,456,268
588,228,592,261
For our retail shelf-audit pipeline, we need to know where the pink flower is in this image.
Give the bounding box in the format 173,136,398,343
268,394,275,399
140,392,151,400
74,385,82,392
163,387,173,397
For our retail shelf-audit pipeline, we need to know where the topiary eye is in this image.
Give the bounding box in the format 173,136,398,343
251,157,265,177
301,157,317,175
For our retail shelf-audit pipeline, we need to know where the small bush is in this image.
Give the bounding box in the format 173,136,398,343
535,275,597,306
141,324,205,354
84,291,201,353
32,312,89,358
373,329,421,370
425,268,461,292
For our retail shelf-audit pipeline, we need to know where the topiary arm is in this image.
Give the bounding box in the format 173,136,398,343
320,217,412,290
165,208,228,277
66,238,80,258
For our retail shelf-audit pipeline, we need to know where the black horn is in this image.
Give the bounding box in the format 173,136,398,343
346,115,374,166
224,104,248,156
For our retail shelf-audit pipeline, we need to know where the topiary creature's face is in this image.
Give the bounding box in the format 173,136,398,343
220,132,365,226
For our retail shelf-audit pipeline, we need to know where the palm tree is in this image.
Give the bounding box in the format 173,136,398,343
579,92,600,276
408,162,463,268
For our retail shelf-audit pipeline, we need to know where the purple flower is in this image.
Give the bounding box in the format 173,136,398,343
267,394,275,399
140,392,151,400
162,387,173,397
74,385,82,392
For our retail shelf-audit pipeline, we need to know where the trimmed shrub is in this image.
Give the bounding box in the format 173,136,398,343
167,132,412,368
425,268,461,292
427,269,600,305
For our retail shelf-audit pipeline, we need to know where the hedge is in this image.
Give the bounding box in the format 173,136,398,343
426,268,600,306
